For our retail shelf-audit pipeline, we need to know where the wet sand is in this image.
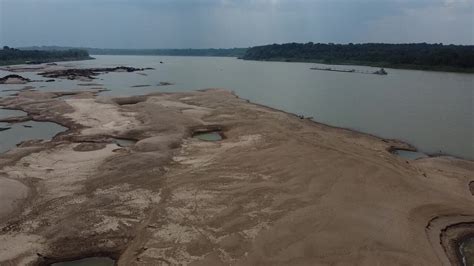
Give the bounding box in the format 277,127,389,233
0,87,473,265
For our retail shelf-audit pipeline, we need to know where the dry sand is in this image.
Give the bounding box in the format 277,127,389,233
0,88,472,265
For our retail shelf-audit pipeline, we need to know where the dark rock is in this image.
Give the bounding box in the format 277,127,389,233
39,66,153,80
131,85,151,88
373,68,388,75
158,81,174,86
0,74,31,84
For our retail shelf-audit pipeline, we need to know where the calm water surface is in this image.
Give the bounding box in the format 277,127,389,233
1,55,473,159
0,120,66,153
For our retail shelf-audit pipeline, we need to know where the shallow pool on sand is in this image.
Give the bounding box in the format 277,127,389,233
111,138,137,147
391,149,427,160
0,121,67,153
51,257,115,266
193,131,223,141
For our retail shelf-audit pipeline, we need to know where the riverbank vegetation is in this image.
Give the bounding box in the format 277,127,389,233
21,46,247,57
241,43,474,73
16,43,474,72
0,46,92,65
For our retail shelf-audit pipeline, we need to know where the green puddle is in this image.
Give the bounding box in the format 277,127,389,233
51,257,115,266
193,132,222,141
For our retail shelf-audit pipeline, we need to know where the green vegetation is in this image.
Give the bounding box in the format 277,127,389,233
0,46,92,65
241,43,474,73
21,46,247,57
15,43,474,72
89,48,247,57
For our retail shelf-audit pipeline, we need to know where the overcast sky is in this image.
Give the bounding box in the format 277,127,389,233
0,0,472,48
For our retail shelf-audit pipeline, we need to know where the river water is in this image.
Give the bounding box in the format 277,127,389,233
0,55,473,159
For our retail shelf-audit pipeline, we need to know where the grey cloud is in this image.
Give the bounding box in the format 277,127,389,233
0,0,472,48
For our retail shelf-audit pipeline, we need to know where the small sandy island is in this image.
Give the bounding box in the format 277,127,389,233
0,87,472,265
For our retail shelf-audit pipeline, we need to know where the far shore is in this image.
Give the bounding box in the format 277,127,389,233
0,56,94,67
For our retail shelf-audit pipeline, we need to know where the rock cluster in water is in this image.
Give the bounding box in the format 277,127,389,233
39,66,154,80
0,74,32,84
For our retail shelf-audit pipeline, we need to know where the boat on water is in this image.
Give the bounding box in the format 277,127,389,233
310,66,388,75
310,67,356,73
373,68,388,75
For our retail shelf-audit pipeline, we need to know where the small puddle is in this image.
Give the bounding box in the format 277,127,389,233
51,257,115,266
193,131,223,141
111,138,136,147
460,237,474,266
0,121,67,153
391,149,427,160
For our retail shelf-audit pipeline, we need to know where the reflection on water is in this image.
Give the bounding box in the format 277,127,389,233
1,56,473,159
51,257,115,266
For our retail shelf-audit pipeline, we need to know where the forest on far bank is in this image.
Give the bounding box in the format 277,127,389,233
241,43,474,72
0,46,91,65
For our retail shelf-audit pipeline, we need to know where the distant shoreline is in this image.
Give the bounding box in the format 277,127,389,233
0,47,93,66
0,57,94,66
2,55,472,74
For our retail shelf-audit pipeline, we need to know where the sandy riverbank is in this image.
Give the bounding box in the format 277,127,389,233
0,88,473,265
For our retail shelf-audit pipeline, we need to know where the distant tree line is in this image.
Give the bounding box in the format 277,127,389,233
0,46,91,65
88,48,247,57
13,43,474,72
20,46,248,57
241,43,474,72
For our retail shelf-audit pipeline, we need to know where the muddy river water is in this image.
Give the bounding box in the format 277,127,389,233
0,55,472,159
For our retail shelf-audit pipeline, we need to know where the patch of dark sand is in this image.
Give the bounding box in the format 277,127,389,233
73,143,107,152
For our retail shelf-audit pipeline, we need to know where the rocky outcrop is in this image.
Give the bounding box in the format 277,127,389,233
158,81,174,86
39,66,154,80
